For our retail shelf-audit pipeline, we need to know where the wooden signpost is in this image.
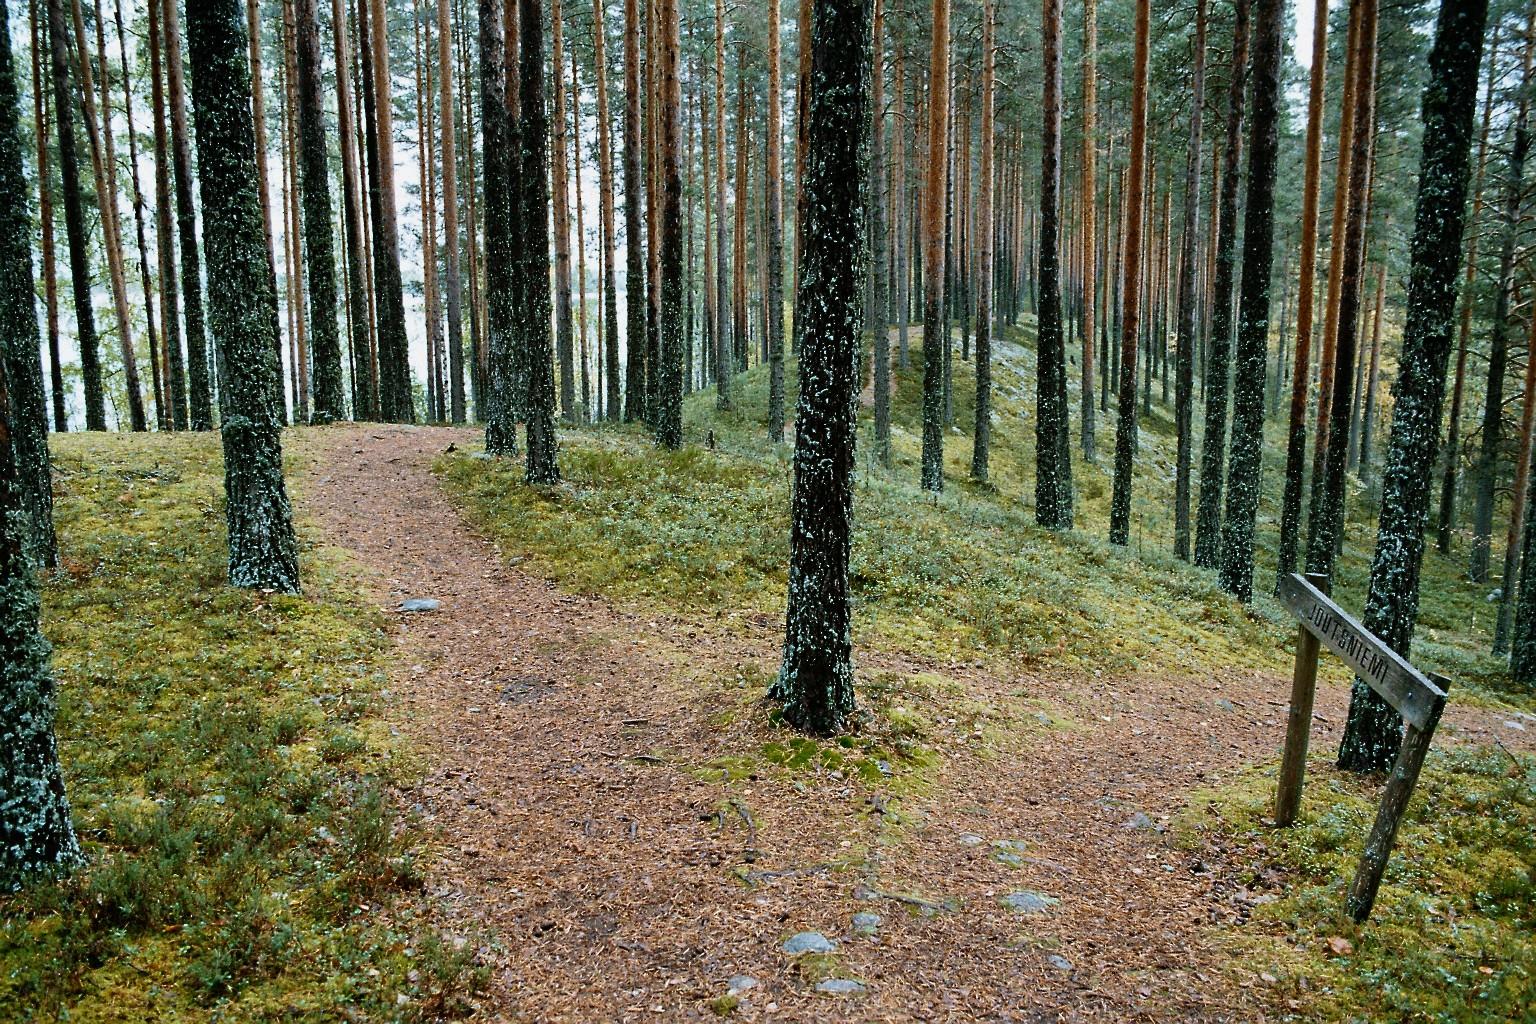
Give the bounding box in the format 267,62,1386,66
1273,572,1451,923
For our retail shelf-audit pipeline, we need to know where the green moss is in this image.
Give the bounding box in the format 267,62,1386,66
1181,746,1535,1023
0,433,483,1023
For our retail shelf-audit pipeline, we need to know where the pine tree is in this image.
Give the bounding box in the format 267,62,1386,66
765,0,786,443
480,0,519,452
870,0,891,466
1078,0,1096,463
28,1,67,436
163,0,213,429
46,0,105,430
1108,0,1150,547
437,0,464,423
1343,0,1488,766
1034,0,1071,525
970,0,994,483
1,0,54,567
711,0,731,411
1307,0,1379,583
592,0,620,420
1193,0,1250,569
772,0,871,737
186,0,301,593
366,0,415,422
333,0,373,420
655,0,684,447
294,0,344,423
918,0,949,493
1275,0,1330,589
519,0,560,483
550,0,575,423
0,339,79,890
1173,0,1207,562
1216,0,1283,602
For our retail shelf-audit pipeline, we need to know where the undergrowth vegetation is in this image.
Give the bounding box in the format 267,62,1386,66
1182,747,1534,1023
438,324,1523,701
0,433,481,1023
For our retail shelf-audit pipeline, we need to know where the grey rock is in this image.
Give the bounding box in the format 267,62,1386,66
782,931,837,955
1125,811,1156,830
958,832,985,846
726,975,758,996
1046,954,1073,971
398,598,441,612
1002,891,1059,914
995,851,1024,868
815,979,866,995
1215,698,1236,712
851,912,881,935
469,451,494,461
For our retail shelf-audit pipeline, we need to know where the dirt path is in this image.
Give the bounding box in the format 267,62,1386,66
296,424,1530,1023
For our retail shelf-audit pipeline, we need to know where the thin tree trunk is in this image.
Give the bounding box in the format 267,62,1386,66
1034,0,1071,523
1108,0,1150,547
1079,0,1096,462
519,0,559,481
622,0,645,420
919,0,950,493
1173,0,1207,562
1193,0,1250,567
29,0,66,434
592,0,620,420
766,0,786,442
871,0,891,466
970,0,994,483
367,0,415,421
438,0,464,422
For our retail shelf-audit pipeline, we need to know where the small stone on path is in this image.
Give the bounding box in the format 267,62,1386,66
1002,891,1059,914
782,932,837,955
851,912,881,935
398,598,441,612
1125,811,1156,830
1046,954,1073,971
815,979,866,995
958,832,985,846
726,975,758,996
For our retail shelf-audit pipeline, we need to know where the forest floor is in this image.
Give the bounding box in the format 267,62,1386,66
296,422,1535,1024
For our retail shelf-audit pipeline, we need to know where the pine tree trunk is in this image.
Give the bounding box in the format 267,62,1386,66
549,0,576,423
1078,0,1096,463
1344,0,1486,762
185,0,301,592
1494,310,1536,654
1034,0,1071,523
1,0,55,566
893,47,908,371
1436,35,1498,555
46,0,106,430
1215,0,1283,602
870,0,890,466
68,0,147,432
333,0,372,420
366,0,415,422
1192,0,1249,568
654,0,684,446
519,0,560,482
1468,24,1535,584
592,0,620,420
1173,0,1206,562
293,0,343,422
1358,263,1385,479
29,0,66,435
622,0,645,420
918,0,949,494
479,0,519,452
1108,0,1150,547
1306,0,1378,583
148,0,180,430
970,0,994,483
437,0,464,422
1275,0,1330,588
771,0,871,737
765,0,786,442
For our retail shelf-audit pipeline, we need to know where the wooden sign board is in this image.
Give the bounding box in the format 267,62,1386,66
1277,573,1446,730
1272,573,1451,923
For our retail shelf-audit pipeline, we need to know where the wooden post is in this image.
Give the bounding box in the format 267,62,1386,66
1345,671,1451,922
1275,570,1329,826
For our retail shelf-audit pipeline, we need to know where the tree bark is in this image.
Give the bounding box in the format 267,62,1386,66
438,0,464,422
366,0,415,421
766,0,786,442
970,0,994,483
918,0,949,494
772,0,871,737
622,0,646,420
1343,0,1487,762
185,0,301,592
1173,0,1207,562
293,0,344,422
519,0,560,483
1108,0,1150,547
655,0,683,446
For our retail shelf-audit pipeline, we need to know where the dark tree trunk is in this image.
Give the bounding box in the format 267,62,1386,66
1108,0,1150,546
519,0,559,483
294,0,344,422
365,0,415,423
1193,0,1249,569
186,0,301,593
711,0,730,411
970,0,993,483
0,334,78,888
1216,0,1283,602
161,0,212,429
29,0,66,436
1,0,55,567
622,0,646,420
765,0,785,443
1173,0,1207,561
334,0,370,421
870,0,890,466
1034,0,1071,524
1342,0,1487,763
480,0,519,453
655,0,683,447
46,0,104,430
593,0,620,420
919,0,949,493
771,0,871,736
1469,27,1535,583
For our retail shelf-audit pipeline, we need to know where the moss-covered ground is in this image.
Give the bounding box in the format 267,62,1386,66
0,433,482,1023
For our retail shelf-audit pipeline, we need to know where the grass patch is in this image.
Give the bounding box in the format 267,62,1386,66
1181,746,1534,1022
0,433,483,1023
